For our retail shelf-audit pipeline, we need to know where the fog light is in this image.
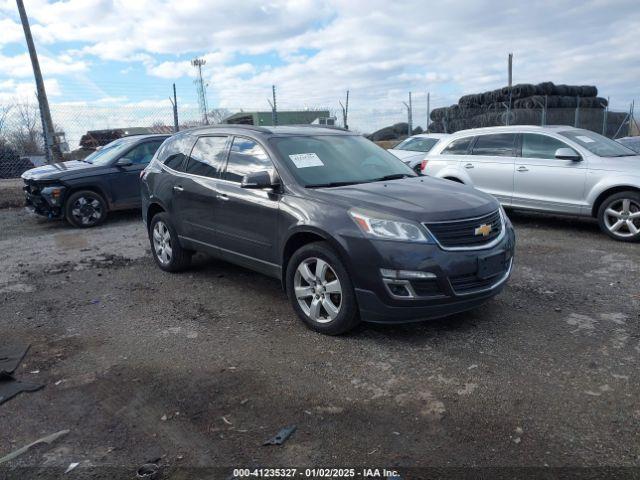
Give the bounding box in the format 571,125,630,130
388,284,411,297
380,268,436,280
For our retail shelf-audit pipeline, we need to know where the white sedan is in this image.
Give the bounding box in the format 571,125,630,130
387,133,449,173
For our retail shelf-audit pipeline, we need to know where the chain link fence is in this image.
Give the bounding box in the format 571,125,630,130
0,96,637,179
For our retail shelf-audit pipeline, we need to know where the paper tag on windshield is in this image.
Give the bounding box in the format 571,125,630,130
289,153,324,168
575,135,595,143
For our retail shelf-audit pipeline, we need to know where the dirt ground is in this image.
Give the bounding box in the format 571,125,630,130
0,206,639,478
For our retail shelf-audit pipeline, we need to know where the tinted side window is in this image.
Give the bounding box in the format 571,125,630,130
222,137,273,183
121,140,164,165
185,136,228,178
472,134,516,156
442,137,472,155
521,134,578,159
157,135,192,172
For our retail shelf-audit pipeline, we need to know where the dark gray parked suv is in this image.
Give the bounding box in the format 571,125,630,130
141,125,515,334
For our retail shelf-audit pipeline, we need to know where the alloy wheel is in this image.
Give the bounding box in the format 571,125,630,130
603,198,640,238
294,257,342,323
153,221,173,265
71,196,103,226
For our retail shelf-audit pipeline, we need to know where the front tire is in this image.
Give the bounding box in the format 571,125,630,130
149,212,191,271
597,191,640,242
65,190,107,228
286,241,360,335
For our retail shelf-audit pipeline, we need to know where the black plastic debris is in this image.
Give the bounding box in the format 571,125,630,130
0,344,44,405
0,344,30,376
263,425,296,446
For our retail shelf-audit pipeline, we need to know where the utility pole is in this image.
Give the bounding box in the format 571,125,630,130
402,92,413,136
16,0,62,163
169,83,179,132
267,85,278,126
339,90,349,130
191,58,209,125
508,53,513,87
426,92,430,131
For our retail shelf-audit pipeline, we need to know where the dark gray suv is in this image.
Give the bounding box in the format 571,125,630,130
141,125,515,334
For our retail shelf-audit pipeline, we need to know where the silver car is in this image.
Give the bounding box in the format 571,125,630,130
388,133,449,173
422,125,640,242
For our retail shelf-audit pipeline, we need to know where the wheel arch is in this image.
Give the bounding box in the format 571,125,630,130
281,227,351,291
591,185,640,217
146,202,166,230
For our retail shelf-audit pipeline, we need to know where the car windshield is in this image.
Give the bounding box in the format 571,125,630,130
618,137,640,154
83,138,139,165
270,135,416,187
558,130,637,157
394,137,439,152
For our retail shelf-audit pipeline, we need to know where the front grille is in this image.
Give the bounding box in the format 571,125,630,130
424,210,502,248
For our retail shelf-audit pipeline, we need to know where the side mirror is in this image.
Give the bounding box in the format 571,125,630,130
116,158,133,167
241,170,279,189
555,148,581,161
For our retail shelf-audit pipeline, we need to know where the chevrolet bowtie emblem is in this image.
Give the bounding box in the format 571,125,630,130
474,224,492,237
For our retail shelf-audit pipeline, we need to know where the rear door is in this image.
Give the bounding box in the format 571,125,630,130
214,136,280,266
110,139,165,208
173,135,230,245
512,133,586,214
464,133,517,205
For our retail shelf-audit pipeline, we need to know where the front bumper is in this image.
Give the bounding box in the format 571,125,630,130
342,225,516,323
23,182,65,218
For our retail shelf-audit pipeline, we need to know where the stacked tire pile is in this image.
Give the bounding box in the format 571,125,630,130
368,122,423,142
428,82,626,137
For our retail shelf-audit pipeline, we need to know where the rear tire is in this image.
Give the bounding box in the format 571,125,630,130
149,212,191,271
597,191,640,242
286,241,360,335
65,190,107,228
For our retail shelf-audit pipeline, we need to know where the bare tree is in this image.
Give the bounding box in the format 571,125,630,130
0,104,13,143
8,100,44,154
208,108,232,124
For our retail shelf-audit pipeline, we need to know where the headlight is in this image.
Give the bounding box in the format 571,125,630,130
349,209,434,243
41,186,65,206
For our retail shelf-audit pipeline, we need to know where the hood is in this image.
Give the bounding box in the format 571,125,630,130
308,176,498,222
21,160,103,181
589,155,640,173
388,149,426,161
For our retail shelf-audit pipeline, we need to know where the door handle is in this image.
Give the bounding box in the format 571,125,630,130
517,166,529,172
464,163,474,169
216,193,229,201
173,185,184,192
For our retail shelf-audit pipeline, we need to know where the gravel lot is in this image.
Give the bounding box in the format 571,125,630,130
0,206,638,477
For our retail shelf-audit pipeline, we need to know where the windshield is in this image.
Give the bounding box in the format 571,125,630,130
83,138,138,165
618,137,640,154
271,135,415,187
558,130,637,157
394,137,439,152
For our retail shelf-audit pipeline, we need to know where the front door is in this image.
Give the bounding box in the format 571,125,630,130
214,136,280,267
512,133,587,214
463,133,517,205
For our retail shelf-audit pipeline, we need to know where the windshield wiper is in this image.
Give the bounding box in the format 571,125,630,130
370,173,414,182
306,181,366,188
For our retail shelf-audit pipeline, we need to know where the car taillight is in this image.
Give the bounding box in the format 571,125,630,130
420,159,429,171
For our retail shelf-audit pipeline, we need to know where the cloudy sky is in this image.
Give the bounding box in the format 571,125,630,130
0,0,638,137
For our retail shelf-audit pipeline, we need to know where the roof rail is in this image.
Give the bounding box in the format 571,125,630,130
186,123,273,134
279,124,349,131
